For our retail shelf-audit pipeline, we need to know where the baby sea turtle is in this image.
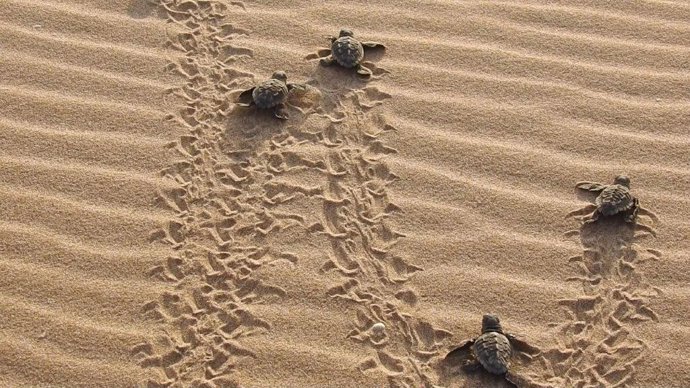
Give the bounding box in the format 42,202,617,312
574,175,638,223
444,314,538,385
236,71,300,119
567,175,658,231
317,29,385,77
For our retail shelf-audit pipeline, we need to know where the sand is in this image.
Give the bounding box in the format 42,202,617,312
0,0,688,387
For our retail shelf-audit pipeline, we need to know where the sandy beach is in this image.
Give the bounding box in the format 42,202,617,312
1,0,689,387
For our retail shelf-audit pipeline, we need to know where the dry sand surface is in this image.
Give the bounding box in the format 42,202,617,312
1,0,689,387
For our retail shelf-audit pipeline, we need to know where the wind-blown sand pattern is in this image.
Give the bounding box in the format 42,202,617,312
1,0,690,387
0,0,179,385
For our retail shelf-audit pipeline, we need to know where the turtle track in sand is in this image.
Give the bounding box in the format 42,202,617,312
131,1,450,386
131,1,310,386
301,75,455,387
535,191,662,388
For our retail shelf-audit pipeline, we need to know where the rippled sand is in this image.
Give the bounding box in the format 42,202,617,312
1,1,688,387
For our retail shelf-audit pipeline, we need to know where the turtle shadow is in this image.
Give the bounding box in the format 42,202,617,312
438,347,530,388
222,81,330,164
563,211,662,300
438,363,517,388
563,217,641,285
574,217,636,254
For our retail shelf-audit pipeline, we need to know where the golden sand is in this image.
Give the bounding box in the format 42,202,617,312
1,0,689,387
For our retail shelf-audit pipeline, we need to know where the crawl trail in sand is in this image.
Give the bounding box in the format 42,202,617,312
538,198,661,388
133,1,309,386
302,77,454,387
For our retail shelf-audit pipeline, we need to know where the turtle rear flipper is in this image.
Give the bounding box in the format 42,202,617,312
236,87,255,107
356,63,373,77
627,200,657,236
273,103,289,120
575,181,607,193
506,333,540,357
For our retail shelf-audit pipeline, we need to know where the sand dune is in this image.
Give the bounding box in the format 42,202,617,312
1,0,688,387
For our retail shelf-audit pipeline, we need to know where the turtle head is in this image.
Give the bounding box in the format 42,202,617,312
271,71,288,82
339,28,354,38
613,175,630,188
481,314,503,334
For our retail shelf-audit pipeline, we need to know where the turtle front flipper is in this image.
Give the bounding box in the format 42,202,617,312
286,82,306,92
445,339,480,372
356,63,373,77
505,333,540,357
236,87,255,107
575,181,607,193
320,55,337,67
362,41,386,50
273,103,289,120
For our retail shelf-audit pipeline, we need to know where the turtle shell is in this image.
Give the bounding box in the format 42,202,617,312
331,36,365,68
252,79,289,109
473,331,512,375
595,184,634,216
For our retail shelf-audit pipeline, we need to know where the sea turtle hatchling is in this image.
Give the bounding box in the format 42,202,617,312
444,314,539,386
566,175,658,231
316,29,386,77
236,71,300,120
